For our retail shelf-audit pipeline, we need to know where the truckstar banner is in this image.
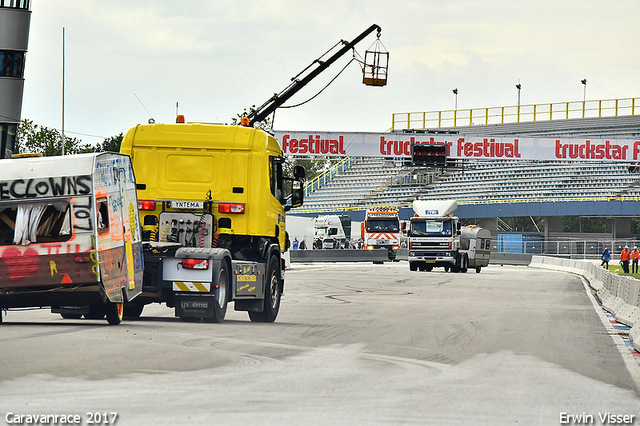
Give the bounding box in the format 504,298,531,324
274,131,640,162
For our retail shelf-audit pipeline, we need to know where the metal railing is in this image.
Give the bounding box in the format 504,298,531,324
391,97,640,131
492,235,640,260
304,157,359,197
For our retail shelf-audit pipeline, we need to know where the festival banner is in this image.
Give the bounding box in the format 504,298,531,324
274,131,640,162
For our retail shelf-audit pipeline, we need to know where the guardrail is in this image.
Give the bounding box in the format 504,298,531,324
391,97,640,131
529,256,640,353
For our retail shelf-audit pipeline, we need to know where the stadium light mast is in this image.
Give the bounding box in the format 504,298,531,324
61,27,66,156
581,79,587,118
452,88,458,110
516,82,522,122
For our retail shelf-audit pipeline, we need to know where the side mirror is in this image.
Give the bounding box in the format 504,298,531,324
293,165,306,179
288,179,304,209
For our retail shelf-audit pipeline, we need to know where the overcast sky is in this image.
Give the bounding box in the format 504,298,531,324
20,0,640,144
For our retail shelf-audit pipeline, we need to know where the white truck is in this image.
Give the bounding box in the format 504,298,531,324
407,200,491,273
313,215,351,249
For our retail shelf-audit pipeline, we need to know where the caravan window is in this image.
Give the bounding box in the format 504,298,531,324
0,201,71,245
96,198,109,234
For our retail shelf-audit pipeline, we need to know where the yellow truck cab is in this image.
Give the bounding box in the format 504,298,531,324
120,120,304,322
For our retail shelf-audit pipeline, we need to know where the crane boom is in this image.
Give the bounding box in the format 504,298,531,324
246,24,382,127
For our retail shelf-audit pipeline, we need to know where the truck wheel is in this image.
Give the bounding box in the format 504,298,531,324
249,256,281,323
409,262,418,271
105,302,123,325
123,304,144,319
444,265,450,272
475,266,482,273
451,255,461,273
208,262,229,323
461,254,469,273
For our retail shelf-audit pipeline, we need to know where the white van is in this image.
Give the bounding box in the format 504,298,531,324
0,153,143,324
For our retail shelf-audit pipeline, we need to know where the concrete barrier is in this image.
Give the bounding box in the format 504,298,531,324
290,249,389,263
490,252,533,266
529,255,640,352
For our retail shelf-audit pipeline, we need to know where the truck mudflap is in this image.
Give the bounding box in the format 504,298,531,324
175,294,217,318
232,261,266,299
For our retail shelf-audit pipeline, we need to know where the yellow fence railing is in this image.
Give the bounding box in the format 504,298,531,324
391,97,640,131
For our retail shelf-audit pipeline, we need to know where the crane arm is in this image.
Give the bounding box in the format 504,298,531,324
246,24,382,127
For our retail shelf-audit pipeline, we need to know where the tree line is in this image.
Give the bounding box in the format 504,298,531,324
15,119,122,156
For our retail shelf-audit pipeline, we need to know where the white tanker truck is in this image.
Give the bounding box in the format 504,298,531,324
406,200,491,273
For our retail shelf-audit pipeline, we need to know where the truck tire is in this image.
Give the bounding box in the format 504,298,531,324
475,266,482,273
461,253,469,273
105,302,123,325
60,313,82,319
409,262,418,271
207,262,229,323
249,256,281,323
451,254,461,273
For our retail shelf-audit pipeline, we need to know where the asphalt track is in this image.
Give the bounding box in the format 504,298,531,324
1,263,640,425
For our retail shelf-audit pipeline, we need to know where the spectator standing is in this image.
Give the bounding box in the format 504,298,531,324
601,248,610,269
632,246,640,274
299,239,307,250
292,237,299,250
621,246,631,274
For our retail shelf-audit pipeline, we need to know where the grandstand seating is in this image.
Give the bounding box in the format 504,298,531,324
300,157,640,212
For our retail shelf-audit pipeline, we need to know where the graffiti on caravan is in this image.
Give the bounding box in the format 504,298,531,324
0,175,92,200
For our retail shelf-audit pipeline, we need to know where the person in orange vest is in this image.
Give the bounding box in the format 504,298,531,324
632,246,640,274
620,246,631,274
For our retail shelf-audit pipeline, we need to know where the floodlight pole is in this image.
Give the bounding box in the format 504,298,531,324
61,27,65,156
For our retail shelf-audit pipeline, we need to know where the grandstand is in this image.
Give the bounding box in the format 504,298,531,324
296,99,640,214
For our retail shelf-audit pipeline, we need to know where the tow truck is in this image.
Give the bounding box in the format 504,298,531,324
120,24,386,322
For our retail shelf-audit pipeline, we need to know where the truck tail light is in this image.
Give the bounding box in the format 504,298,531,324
181,258,209,270
218,203,245,214
138,200,156,211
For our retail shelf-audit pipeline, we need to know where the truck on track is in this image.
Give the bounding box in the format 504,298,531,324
361,207,401,259
313,214,351,249
406,200,491,273
0,153,143,324
120,120,304,322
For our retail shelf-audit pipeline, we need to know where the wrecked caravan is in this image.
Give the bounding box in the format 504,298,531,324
0,153,143,324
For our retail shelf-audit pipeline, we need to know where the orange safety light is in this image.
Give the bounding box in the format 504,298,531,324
176,115,185,123
240,117,250,127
